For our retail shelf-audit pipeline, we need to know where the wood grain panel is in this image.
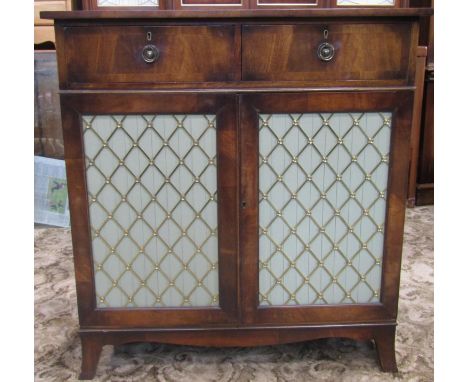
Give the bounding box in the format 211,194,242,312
77,323,398,378
61,25,240,86
406,46,427,208
242,22,416,84
41,8,433,19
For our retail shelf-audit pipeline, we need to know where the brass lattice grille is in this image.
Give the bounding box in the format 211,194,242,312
83,114,219,308
258,113,391,305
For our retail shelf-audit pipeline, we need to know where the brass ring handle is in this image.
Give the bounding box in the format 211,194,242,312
317,42,335,62
142,44,159,64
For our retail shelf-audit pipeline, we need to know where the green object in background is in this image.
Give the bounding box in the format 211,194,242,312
47,177,68,214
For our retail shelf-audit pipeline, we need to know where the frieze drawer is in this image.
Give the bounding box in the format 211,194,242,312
242,23,417,85
60,25,240,86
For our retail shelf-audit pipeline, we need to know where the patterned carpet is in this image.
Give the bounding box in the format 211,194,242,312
34,206,433,382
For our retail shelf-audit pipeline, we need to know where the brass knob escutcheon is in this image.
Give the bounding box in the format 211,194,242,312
142,45,159,64
317,42,335,62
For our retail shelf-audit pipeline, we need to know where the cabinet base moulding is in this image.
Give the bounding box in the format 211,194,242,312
79,323,398,379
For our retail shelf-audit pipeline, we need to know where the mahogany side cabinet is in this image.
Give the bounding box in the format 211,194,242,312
42,6,432,379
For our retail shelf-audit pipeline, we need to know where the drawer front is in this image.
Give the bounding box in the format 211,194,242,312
61,25,239,86
242,23,416,84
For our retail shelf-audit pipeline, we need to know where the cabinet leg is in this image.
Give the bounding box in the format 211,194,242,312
374,326,398,373
79,334,103,380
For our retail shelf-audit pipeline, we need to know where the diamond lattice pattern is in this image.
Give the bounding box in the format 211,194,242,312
259,113,391,306
83,114,219,308
98,0,158,7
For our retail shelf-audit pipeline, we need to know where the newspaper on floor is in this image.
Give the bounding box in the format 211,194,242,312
34,156,70,227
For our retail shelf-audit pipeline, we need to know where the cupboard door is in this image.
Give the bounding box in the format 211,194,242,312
240,91,413,325
62,93,239,327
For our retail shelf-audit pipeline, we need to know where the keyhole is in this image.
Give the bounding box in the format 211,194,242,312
147,32,152,41
241,201,247,209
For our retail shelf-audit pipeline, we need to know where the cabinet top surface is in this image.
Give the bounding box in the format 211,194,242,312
41,8,432,21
